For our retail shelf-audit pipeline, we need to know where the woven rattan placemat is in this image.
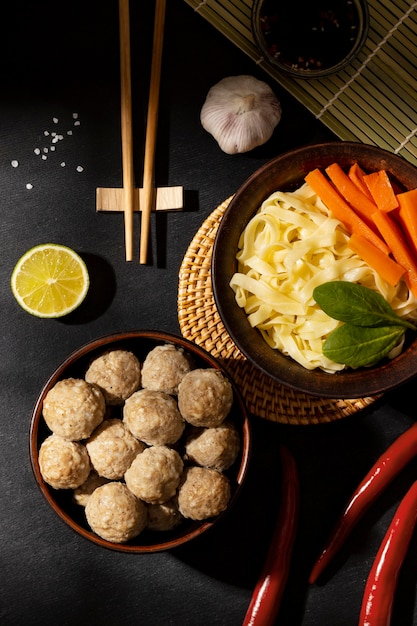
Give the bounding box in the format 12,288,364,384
184,0,417,167
177,199,379,425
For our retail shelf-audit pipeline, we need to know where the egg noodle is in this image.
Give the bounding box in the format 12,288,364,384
230,182,417,372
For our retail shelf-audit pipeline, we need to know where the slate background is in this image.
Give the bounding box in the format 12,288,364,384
1,1,417,624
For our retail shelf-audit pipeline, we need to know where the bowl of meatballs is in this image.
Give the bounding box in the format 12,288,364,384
30,330,251,552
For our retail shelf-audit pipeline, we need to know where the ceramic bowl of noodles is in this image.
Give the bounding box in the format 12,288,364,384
212,142,417,398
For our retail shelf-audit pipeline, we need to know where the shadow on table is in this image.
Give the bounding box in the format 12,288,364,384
169,401,417,625
170,416,310,625
60,253,116,324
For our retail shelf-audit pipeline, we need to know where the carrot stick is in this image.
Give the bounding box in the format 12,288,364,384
364,170,399,212
396,188,417,259
372,209,417,298
348,163,374,201
305,168,390,255
348,233,405,287
326,163,378,225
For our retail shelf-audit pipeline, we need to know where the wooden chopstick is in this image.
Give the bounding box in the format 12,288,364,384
139,0,166,264
118,0,134,261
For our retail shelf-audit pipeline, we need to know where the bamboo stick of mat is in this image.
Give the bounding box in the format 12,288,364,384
118,0,134,261
140,0,166,264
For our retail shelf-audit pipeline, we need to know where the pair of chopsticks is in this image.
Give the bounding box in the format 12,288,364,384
119,0,166,263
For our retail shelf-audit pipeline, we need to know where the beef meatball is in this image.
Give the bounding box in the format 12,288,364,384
178,369,233,428
42,378,105,441
86,418,145,480
85,349,141,405
125,446,183,504
141,344,193,395
147,499,183,532
85,482,147,543
39,434,91,490
177,466,231,520
73,470,109,506
185,421,240,471
123,389,184,446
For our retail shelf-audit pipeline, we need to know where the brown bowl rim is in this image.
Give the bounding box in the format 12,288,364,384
211,141,417,399
29,330,251,553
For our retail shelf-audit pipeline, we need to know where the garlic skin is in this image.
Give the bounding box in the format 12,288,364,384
200,75,282,154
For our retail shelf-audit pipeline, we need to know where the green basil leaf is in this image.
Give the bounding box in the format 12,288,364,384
313,281,416,330
322,324,405,368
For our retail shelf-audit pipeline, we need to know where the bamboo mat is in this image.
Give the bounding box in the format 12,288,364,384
184,0,417,167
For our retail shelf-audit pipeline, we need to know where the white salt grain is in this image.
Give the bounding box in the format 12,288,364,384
19,112,83,183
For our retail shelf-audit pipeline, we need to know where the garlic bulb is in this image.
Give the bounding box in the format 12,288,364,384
200,75,282,154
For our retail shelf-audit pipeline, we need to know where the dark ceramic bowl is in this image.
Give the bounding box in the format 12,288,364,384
212,142,417,399
30,330,251,553
252,0,369,78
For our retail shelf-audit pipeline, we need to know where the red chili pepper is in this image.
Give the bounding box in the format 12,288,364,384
309,421,417,584
242,444,299,626
359,480,417,626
